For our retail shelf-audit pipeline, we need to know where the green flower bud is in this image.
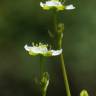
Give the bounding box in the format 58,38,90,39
80,89,89,96
40,72,49,95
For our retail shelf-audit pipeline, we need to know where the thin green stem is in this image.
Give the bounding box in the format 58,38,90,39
42,90,46,96
59,31,71,96
40,55,43,77
60,53,71,96
53,12,71,96
54,12,58,33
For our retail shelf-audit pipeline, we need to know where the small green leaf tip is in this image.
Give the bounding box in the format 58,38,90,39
24,43,62,56
80,89,89,96
40,0,75,11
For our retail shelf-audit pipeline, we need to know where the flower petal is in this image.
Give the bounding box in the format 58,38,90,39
65,4,75,10
40,2,44,7
51,49,62,56
24,44,32,51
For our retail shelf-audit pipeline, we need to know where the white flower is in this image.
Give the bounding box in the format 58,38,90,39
24,43,62,56
40,0,75,11
40,0,64,11
65,4,75,10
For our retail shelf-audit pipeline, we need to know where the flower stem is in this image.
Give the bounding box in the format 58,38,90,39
42,90,46,96
53,12,71,96
40,55,43,77
60,53,71,96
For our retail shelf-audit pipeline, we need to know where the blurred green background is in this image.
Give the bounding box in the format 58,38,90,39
0,0,96,96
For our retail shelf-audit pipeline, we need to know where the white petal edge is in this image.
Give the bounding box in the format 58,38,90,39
65,4,75,10
24,44,31,51
40,2,44,7
40,1,63,7
51,49,62,56
46,1,61,6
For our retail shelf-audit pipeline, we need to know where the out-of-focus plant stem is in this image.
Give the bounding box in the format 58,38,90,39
40,55,43,77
